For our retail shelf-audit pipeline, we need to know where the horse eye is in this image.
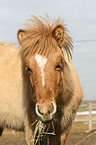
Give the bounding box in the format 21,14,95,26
26,66,32,73
55,63,62,71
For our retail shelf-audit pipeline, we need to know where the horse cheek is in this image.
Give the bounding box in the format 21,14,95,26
29,75,33,88
56,72,61,86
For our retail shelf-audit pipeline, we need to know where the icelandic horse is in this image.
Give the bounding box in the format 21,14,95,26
0,15,83,145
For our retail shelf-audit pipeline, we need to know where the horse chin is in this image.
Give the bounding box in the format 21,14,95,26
41,114,53,122
41,118,53,124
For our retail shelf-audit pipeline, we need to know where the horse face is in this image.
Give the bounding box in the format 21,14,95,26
24,49,64,122
17,15,73,123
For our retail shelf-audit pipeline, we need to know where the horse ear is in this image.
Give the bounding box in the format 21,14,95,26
52,25,64,46
17,29,26,44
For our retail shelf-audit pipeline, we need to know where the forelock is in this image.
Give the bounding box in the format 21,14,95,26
19,15,73,59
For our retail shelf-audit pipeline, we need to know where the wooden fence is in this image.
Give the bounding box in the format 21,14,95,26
74,101,96,131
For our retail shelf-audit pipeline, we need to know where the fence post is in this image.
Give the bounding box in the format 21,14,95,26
89,102,92,130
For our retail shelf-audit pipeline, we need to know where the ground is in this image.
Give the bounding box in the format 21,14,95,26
0,122,96,145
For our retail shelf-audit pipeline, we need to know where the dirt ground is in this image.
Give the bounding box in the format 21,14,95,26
0,122,96,145
0,131,96,145
0,132,27,145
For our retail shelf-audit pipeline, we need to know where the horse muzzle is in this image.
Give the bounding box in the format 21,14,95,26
35,102,56,122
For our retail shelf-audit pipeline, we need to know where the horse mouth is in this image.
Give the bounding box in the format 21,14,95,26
40,113,53,122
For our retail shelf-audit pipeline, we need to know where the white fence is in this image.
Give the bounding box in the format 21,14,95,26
74,102,96,131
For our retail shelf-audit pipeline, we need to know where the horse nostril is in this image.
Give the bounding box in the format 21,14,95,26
50,103,54,114
50,102,56,115
36,104,43,118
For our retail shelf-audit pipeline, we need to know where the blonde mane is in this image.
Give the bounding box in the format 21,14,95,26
17,15,73,58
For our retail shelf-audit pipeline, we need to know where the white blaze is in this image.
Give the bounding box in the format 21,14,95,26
35,54,47,86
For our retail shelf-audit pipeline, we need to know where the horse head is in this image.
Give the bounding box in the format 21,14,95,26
17,16,73,123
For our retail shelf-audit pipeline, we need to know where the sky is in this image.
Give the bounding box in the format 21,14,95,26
0,0,96,100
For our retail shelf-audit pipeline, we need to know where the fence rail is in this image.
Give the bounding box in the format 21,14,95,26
74,102,96,131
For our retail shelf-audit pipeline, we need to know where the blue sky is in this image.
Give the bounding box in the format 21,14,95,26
0,0,96,100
